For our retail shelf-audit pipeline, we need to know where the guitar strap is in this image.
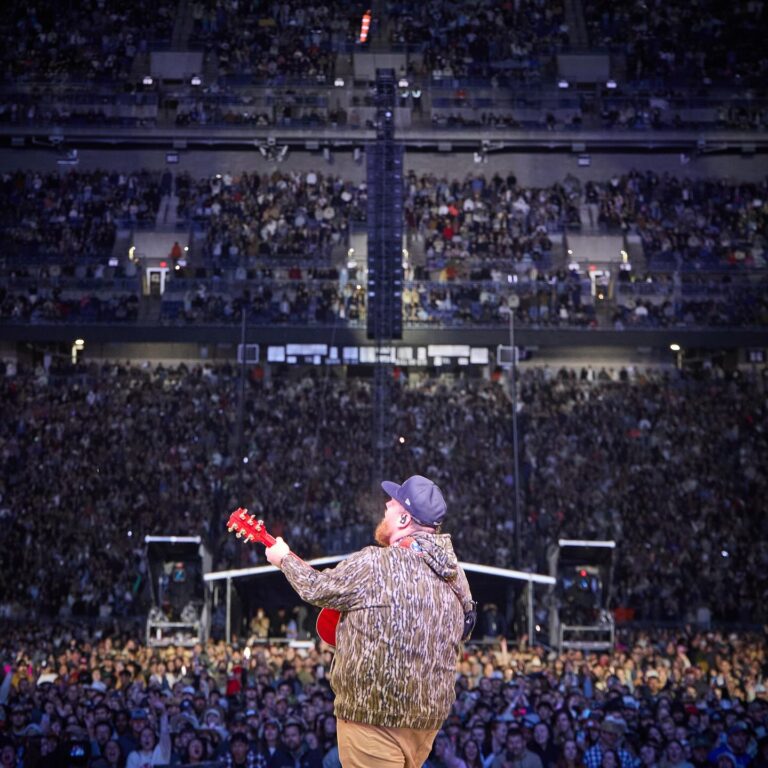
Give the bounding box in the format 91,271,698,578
397,536,478,641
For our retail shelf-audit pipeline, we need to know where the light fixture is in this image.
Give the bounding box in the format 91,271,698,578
606,79,617,89
398,78,409,88
142,75,153,86
670,343,681,352
558,79,569,89
334,77,345,87
190,75,202,86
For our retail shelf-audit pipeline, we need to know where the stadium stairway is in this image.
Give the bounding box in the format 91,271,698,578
625,232,646,273
172,0,194,49
564,0,589,48
156,194,180,229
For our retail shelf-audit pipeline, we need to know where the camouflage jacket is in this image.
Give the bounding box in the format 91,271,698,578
280,533,473,730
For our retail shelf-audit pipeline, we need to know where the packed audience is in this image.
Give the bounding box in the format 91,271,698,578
0,0,175,83
570,172,768,271
0,362,765,626
0,170,163,265
405,171,575,272
387,0,568,84
614,273,768,329
583,0,768,88
0,288,139,323
190,0,365,81
0,92,158,128
599,94,768,132
1,168,766,330
175,170,367,267
160,268,594,328
0,622,766,768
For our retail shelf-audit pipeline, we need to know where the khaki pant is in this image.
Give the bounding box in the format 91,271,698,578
337,719,439,768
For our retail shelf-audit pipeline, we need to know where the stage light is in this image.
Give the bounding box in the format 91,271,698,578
334,77,345,87
558,79,569,89
670,343,681,352
398,78,409,88
606,79,617,89
142,76,153,86
190,75,202,86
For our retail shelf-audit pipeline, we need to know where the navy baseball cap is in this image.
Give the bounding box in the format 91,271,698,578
381,475,447,527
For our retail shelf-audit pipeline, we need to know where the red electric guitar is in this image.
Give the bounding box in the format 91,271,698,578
226,508,340,646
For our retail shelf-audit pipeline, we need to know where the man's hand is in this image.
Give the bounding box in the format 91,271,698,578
265,537,290,567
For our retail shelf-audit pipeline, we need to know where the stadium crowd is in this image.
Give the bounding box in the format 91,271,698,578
0,289,139,323
159,268,593,328
0,170,163,265
0,0,174,83
387,0,568,84
174,170,367,267
0,361,765,626
0,623,766,768
190,0,363,81
583,0,768,88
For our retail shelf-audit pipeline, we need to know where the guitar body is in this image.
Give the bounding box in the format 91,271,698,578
316,607,340,646
227,509,341,647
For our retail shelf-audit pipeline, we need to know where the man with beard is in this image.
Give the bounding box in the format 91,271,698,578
265,475,474,768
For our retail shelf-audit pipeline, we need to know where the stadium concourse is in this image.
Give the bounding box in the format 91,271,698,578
1,0,768,766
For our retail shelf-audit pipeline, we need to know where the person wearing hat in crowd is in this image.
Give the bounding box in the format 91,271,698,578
124,700,171,768
583,717,639,768
258,718,292,767
689,734,712,768
708,722,753,768
265,474,474,768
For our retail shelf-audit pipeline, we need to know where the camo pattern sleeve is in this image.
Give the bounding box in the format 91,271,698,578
280,548,375,612
281,541,466,730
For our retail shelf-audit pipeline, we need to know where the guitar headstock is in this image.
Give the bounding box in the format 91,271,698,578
226,508,276,547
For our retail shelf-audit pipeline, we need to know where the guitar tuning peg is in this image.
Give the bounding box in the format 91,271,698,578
236,531,243,539
239,510,247,519
227,526,234,533
245,535,253,543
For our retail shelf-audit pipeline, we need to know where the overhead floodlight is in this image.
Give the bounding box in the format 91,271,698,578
606,79,617,89
558,79,569,89
398,78,409,88
190,75,202,86
334,77,345,87
142,75,153,86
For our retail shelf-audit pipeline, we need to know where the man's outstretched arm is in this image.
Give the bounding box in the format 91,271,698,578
266,537,374,611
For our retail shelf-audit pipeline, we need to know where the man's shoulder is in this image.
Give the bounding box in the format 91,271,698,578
524,748,544,767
